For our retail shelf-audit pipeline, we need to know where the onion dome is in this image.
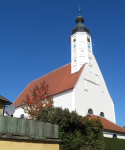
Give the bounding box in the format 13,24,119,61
72,7,89,35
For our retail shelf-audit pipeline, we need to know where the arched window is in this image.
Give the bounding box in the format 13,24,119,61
100,112,104,117
88,109,93,114
20,114,25,119
113,134,117,138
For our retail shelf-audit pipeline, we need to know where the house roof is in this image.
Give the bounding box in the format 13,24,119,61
90,115,125,134
0,95,12,105
13,63,85,108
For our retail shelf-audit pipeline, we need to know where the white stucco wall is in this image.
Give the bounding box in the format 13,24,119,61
13,107,29,118
71,32,92,74
75,55,116,123
103,132,125,139
53,90,72,112
13,90,72,118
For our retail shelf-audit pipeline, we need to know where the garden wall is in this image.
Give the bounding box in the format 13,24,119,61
0,136,60,150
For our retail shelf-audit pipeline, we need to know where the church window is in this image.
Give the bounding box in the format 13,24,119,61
87,37,90,43
20,114,25,119
88,109,93,114
100,112,104,117
113,134,117,138
73,39,76,42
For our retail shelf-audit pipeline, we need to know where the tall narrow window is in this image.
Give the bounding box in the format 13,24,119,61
73,39,76,42
87,37,90,43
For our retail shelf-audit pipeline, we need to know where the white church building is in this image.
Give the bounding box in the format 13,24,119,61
13,9,125,139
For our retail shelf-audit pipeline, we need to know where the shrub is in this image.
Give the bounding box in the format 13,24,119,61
50,107,105,150
104,137,125,150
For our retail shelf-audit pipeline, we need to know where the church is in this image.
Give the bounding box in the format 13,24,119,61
13,9,125,139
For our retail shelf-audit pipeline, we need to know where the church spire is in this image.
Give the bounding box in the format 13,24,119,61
72,7,89,35
70,7,93,74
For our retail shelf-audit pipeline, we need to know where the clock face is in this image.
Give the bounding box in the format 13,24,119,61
88,44,90,49
74,45,76,48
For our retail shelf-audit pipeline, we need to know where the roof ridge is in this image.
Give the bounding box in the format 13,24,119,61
31,63,71,83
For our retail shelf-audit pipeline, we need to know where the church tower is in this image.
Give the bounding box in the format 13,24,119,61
71,7,93,74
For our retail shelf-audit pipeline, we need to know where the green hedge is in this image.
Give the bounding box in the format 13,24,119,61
50,107,105,150
33,107,105,149
104,137,125,150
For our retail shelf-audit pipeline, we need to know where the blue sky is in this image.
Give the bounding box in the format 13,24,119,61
0,0,125,127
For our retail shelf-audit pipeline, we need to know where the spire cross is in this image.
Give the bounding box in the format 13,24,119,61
78,6,81,16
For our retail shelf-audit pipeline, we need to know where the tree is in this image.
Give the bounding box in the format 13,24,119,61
22,80,54,121
123,126,125,128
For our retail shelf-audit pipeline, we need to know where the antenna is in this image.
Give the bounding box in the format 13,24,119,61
6,105,15,116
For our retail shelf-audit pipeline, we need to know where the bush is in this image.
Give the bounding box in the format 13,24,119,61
104,137,125,150
50,107,105,150
25,105,105,149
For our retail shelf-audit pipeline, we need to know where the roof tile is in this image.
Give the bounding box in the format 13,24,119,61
91,115,125,134
13,63,85,107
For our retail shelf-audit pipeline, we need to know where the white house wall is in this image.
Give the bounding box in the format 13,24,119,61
53,90,72,112
75,54,116,123
13,107,29,118
117,134,125,139
103,132,125,139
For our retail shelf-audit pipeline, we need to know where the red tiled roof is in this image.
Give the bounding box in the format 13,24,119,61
91,115,125,134
13,63,85,108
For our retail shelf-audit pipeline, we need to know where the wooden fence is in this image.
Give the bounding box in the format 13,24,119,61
0,115,59,138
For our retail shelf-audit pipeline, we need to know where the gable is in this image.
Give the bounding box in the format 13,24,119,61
74,55,116,123
13,63,85,108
